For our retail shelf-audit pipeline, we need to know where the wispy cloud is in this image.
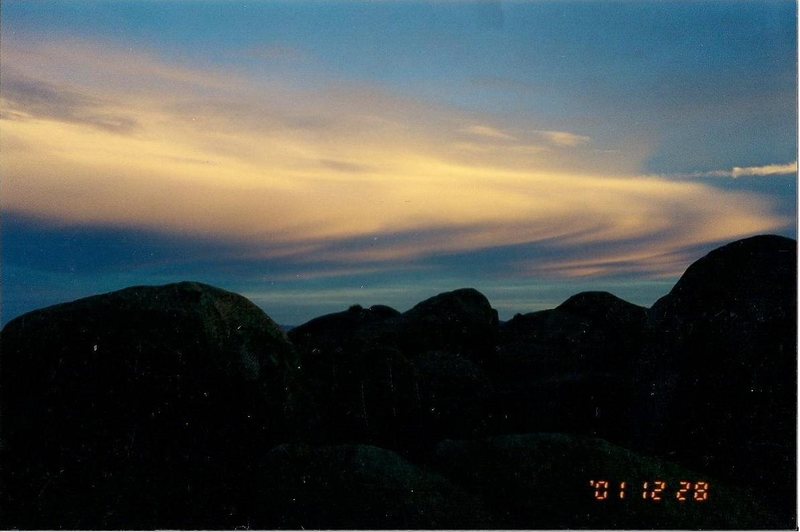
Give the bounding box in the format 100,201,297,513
534,130,591,147
657,161,798,179
1,72,139,134
462,126,591,149
0,39,789,283
462,124,517,141
730,162,797,178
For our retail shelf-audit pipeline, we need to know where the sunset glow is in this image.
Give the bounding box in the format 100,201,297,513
2,1,796,324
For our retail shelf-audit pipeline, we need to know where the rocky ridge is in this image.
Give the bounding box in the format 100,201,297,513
1,235,795,528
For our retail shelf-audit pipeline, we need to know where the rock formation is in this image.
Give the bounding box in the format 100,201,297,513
1,282,297,528
1,236,795,528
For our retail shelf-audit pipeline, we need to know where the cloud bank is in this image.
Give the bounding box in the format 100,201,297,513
0,39,791,282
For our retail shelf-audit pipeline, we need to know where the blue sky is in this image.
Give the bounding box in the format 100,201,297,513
1,0,796,325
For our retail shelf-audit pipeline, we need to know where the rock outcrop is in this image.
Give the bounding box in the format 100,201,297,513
432,433,782,529
287,289,498,450
250,443,491,529
1,282,296,528
492,291,649,442
400,288,499,362
647,235,797,514
1,235,795,529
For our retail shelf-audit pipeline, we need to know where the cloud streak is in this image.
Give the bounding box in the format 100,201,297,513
534,130,592,147
462,124,517,141
730,162,797,178
1,72,139,133
0,39,790,283
663,161,798,179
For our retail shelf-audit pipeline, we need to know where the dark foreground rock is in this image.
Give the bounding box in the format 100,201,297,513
0,234,795,529
1,282,296,528
287,304,421,448
400,288,499,362
492,291,650,443
288,290,497,450
432,432,783,529
647,235,797,514
250,443,491,529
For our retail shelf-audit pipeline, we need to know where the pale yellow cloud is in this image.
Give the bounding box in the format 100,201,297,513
731,161,797,178
0,39,789,281
462,124,517,141
659,161,798,179
534,129,592,147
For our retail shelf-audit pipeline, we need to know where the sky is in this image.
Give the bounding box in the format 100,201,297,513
1,0,797,326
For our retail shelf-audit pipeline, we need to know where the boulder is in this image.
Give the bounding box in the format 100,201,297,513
413,351,493,441
1,282,296,528
251,443,491,529
499,291,647,374
287,305,421,448
432,432,783,529
1,233,795,528
400,288,499,363
647,235,796,517
492,292,649,442
288,293,498,450
288,303,402,354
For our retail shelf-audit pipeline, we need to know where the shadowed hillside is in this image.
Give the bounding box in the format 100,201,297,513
1,235,795,529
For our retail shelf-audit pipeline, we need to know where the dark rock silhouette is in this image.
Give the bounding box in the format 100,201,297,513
250,443,491,529
432,433,782,529
400,288,499,362
289,303,403,352
492,291,649,442
287,304,420,448
0,235,795,529
288,290,497,450
651,235,795,325
499,290,648,377
647,234,797,516
398,289,497,442
1,282,297,528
